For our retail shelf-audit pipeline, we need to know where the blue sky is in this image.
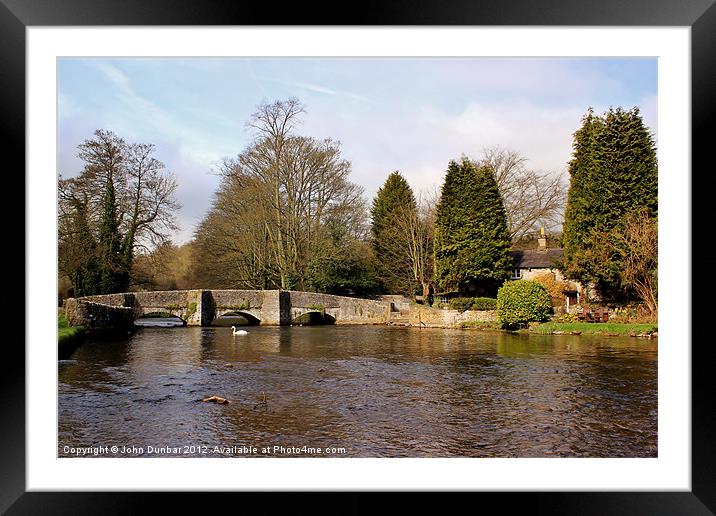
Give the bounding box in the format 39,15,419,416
58,57,657,244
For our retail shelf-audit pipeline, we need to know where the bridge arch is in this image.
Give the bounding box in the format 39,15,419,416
291,310,336,326
134,311,186,327
211,311,261,327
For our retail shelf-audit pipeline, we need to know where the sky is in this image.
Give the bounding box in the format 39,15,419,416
58,57,658,244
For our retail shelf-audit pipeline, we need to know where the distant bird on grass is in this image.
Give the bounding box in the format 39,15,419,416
231,326,249,335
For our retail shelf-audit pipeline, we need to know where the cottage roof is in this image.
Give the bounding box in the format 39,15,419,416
510,248,563,269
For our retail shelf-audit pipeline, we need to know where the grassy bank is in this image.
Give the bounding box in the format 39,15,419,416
453,319,657,336
527,321,657,336
456,317,657,336
58,313,85,347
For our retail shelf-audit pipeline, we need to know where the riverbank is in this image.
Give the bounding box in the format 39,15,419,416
457,320,656,337
408,305,656,337
528,321,657,337
58,313,85,353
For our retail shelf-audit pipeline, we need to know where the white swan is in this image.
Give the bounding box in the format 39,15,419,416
231,326,249,335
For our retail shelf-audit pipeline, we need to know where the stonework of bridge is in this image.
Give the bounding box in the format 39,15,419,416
63,289,392,330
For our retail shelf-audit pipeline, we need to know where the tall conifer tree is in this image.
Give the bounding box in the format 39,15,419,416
370,171,418,294
562,107,657,297
97,173,128,293
434,157,512,295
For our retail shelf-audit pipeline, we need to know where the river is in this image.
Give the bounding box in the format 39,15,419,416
58,325,657,457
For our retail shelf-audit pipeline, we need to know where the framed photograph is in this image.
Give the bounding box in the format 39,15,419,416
7,0,713,512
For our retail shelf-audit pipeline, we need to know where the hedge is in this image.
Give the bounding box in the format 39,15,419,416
448,297,497,312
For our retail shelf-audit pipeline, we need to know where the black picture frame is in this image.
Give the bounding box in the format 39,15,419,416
4,0,714,513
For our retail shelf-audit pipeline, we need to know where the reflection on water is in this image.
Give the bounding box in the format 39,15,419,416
134,317,185,328
58,326,657,457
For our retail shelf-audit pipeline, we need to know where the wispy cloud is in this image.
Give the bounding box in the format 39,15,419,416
80,62,234,239
293,81,371,102
90,61,236,163
295,82,338,96
255,73,372,103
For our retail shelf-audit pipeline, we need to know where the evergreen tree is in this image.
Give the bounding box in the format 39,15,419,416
66,198,101,297
562,107,658,298
370,171,418,294
434,157,512,295
97,173,128,293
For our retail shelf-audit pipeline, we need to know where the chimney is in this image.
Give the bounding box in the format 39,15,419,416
538,227,547,250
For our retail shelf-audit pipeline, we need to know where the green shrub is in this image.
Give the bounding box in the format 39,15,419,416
496,280,552,329
448,297,497,311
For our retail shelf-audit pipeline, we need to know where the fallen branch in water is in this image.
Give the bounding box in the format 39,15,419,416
202,395,230,404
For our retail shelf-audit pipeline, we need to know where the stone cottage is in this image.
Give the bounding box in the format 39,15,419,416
508,229,588,310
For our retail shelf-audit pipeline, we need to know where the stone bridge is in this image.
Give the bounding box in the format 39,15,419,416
63,289,392,329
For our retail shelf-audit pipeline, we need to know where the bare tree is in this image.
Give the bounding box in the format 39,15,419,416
380,192,436,301
59,130,127,236
596,209,657,316
402,195,436,301
244,100,363,289
122,142,181,255
130,240,196,291
59,131,180,251
478,146,566,241
58,130,180,292
193,164,278,289
196,102,367,291
245,98,305,289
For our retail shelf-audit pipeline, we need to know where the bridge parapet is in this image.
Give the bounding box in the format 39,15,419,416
287,291,391,324
63,299,135,331
210,290,264,310
73,293,132,307
64,289,392,328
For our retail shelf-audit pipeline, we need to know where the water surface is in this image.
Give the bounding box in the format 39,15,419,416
58,326,657,457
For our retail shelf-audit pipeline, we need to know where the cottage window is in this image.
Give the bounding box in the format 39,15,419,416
511,268,522,279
